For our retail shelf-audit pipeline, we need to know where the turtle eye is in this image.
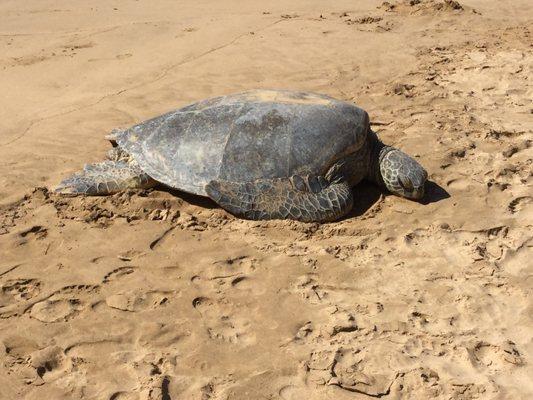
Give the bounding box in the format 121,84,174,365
399,175,414,192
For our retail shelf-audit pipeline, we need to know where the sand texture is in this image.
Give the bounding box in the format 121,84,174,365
0,0,532,399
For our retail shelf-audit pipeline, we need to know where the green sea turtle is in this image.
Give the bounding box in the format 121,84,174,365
56,89,427,222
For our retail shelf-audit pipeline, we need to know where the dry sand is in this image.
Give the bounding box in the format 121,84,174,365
0,0,532,399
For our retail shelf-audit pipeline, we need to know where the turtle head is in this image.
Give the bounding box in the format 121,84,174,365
379,148,427,200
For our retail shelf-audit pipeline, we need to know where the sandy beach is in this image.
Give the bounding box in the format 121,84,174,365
0,0,532,398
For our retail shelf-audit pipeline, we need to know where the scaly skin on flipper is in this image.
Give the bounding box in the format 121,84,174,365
106,147,132,163
55,160,156,195
205,162,354,222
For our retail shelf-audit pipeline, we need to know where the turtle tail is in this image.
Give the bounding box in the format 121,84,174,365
55,160,156,195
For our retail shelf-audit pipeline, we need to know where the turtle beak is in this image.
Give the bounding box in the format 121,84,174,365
398,176,425,200
411,186,425,200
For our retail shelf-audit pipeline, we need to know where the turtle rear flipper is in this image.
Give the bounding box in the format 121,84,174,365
205,164,353,223
55,160,156,195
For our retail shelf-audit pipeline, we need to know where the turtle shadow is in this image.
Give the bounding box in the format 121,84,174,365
159,186,219,209
342,180,449,221
420,181,450,205
157,180,449,220
345,181,383,219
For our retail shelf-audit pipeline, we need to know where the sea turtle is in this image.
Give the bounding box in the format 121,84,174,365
56,89,427,222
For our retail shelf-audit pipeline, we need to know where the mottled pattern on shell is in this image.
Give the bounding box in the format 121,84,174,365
114,89,370,195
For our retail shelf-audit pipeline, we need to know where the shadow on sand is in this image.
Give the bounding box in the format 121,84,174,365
346,181,383,219
420,180,450,205
162,186,219,209
157,179,450,220
343,179,450,221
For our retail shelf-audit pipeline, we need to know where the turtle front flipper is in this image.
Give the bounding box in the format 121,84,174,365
55,160,156,195
205,164,354,223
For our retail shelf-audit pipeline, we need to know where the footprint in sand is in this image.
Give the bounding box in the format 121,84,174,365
446,177,474,191
103,266,137,283
3,343,70,385
105,289,176,312
190,256,260,294
192,296,255,345
1,335,40,378
230,275,254,290
1,278,41,303
500,240,532,275
508,196,532,214
331,347,398,397
279,385,311,400
29,284,100,323
135,320,191,349
2,335,39,357
292,274,328,305
468,341,524,372
29,345,70,383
